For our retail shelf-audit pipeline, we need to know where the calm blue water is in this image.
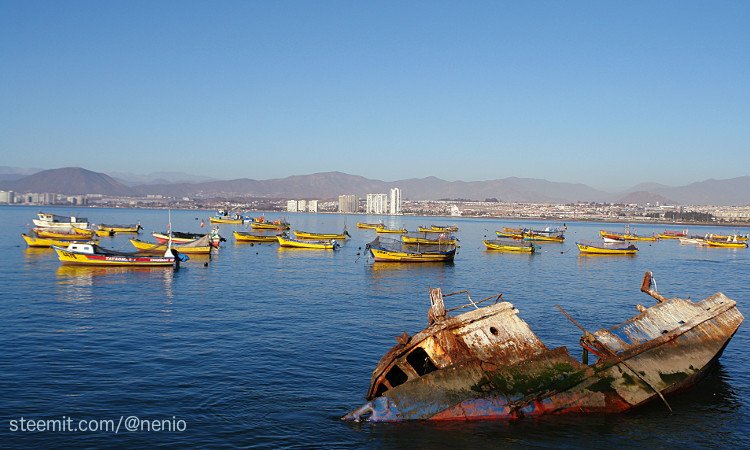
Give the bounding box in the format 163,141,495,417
1,205,749,447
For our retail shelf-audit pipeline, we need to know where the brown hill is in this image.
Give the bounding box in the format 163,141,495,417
7,167,135,196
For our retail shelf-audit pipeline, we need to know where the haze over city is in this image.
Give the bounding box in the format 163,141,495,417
2,2,748,191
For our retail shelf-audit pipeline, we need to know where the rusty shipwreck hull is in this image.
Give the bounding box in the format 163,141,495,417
343,273,743,422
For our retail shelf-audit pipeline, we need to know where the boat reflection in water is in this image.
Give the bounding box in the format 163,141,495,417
55,265,176,302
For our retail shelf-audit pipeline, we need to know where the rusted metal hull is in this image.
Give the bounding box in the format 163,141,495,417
344,283,743,422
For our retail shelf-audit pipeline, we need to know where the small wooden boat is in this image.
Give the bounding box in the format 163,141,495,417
402,234,458,245
233,231,280,243
678,236,706,246
482,239,535,253
34,227,93,240
21,233,95,248
52,243,185,267
129,234,214,254
495,229,525,239
357,222,384,229
704,237,748,248
417,225,459,233
277,235,339,249
523,231,565,243
599,228,657,242
95,223,143,234
152,230,223,247
209,216,244,224
367,237,455,262
32,212,89,229
706,233,748,242
294,230,351,240
658,229,688,239
577,241,638,255
250,221,291,230
375,226,408,234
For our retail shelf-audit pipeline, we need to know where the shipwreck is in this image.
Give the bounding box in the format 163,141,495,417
343,272,743,421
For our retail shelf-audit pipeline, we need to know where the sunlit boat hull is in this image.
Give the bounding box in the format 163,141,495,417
53,245,176,266
34,228,93,239
233,231,279,243
277,236,338,249
577,242,638,255
402,236,458,245
21,233,93,248
129,239,212,254
294,230,349,240
482,240,535,253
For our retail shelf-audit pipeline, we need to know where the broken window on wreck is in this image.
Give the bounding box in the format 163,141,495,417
384,364,408,389
406,347,438,376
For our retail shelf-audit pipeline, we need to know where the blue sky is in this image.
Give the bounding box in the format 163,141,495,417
2,1,748,191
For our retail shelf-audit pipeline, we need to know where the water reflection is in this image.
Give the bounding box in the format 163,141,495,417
56,265,176,300
24,247,53,261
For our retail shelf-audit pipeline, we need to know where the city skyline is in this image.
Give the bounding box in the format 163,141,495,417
2,2,749,191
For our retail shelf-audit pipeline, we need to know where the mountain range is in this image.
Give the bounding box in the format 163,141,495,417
0,167,748,206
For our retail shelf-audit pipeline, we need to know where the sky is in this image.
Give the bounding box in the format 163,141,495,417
1,1,748,192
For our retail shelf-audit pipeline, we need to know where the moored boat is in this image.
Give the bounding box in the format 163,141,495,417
417,225,459,233
375,226,408,234
658,229,689,239
250,221,291,230
233,231,280,243
277,234,339,249
21,233,95,248
34,227,93,240
129,234,215,254
343,272,743,422
95,223,143,234
152,230,224,247
294,229,351,240
402,234,458,246
482,238,535,253
367,237,456,262
599,228,657,242
357,222,385,229
704,236,748,249
52,243,186,267
523,231,565,242
32,212,89,229
577,241,638,255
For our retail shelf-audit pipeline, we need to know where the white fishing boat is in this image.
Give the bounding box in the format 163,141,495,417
32,212,89,229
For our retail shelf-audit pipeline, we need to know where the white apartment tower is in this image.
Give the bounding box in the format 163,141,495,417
338,194,359,213
366,193,388,215
389,187,402,215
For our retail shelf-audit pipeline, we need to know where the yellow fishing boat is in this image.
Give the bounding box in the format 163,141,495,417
375,226,407,234
576,242,638,255
357,222,384,229
417,225,459,233
482,239,535,253
209,216,243,224
233,231,279,243
367,237,455,262
52,243,182,267
250,221,291,230
129,235,214,254
21,233,94,248
294,230,351,240
34,227,93,240
495,230,525,239
706,233,748,242
94,223,143,235
657,230,688,239
402,234,458,245
599,228,657,241
704,238,748,249
523,232,565,243
277,235,339,249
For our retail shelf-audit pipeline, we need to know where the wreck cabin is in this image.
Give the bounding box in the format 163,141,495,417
344,274,743,422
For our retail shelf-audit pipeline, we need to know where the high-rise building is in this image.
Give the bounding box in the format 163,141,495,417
287,200,298,212
308,200,318,213
338,194,359,213
366,193,388,215
297,200,307,212
389,187,402,215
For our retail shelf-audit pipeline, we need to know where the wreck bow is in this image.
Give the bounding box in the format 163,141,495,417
343,273,743,422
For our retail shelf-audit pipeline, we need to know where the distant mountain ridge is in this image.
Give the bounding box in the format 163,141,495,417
1,167,748,205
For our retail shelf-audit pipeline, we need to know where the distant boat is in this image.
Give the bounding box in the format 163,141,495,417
277,234,340,250
129,234,215,254
32,212,89,229
367,237,456,262
21,233,94,248
357,222,384,230
658,229,688,239
402,233,458,246
250,221,291,230
482,239,535,253
600,226,657,242
417,225,459,233
294,229,351,240
95,223,143,235
375,225,408,234
34,227,93,240
233,231,280,243
152,230,223,247
577,241,638,255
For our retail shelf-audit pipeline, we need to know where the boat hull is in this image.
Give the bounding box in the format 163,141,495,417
369,247,455,262
209,217,243,224
233,231,279,243
21,233,93,248
294,230,349,240
129,239,212,254
483,240,534,253
577,243,638,255
277,236,338,249
53,246,175,266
